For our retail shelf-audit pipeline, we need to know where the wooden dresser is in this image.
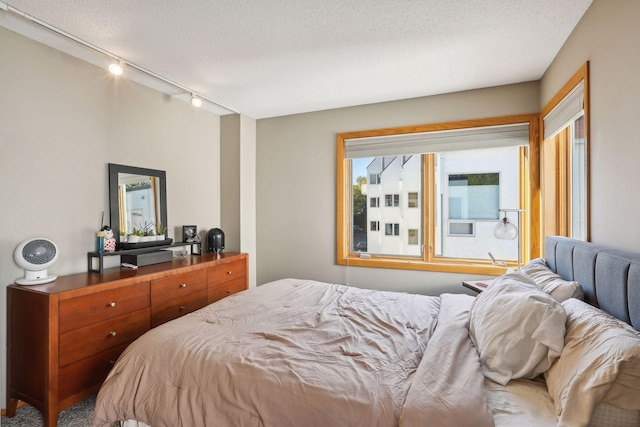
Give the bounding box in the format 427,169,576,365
6,252,248,427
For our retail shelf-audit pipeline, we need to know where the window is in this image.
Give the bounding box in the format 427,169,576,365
408,229,419,244
385,223,400,236
370,197,380,208
448,222,474,236
447,173,499,220
370,221,379,231
370,173,381,184
408,192,418,208
337,114,539,274
541,63,589,241
385,194,399,207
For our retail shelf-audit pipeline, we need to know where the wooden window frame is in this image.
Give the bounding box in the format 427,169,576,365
336,114,540,275
540,62,590,243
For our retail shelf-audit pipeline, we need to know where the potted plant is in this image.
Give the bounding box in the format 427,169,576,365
140,222,156,242
155,222,167,241
119,230,127,243
127,228,144,243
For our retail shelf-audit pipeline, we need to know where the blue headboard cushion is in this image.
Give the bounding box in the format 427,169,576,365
545,236,640,331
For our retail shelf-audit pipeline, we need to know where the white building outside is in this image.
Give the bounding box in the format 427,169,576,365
359,145,520,263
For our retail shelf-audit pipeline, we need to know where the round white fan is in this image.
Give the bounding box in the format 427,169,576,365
14,238,59,285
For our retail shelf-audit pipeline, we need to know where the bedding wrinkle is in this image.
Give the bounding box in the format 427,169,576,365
484,379,558,426
400,294,494,427
94,278,441,427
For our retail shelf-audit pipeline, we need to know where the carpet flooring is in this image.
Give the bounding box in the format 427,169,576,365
1,394,96,426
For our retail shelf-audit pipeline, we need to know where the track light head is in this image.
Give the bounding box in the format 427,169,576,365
190,95,202,108
108,62,124,76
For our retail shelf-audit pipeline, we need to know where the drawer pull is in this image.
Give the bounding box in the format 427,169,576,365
227,271,232,275
180,283,187,288
109,360,116,366
179,306,187,311
109,331,117,337
108,301,116,308
226,289,231,295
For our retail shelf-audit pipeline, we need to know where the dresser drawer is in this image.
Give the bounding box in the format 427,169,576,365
59,308,150,367
151,289,208,328
59,282,150,334
58,343,128,401
208,259,246,285
208,277,247,304
151,269,207,307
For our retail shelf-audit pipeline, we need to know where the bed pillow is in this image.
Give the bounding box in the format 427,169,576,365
469,273,566,385
544,298,640,427
520,258,584,302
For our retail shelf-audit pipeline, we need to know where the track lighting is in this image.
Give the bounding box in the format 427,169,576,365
2,2,237,113
108,62,124,76
190,95,202,108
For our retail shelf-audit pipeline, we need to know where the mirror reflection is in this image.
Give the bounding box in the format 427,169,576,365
108,164,167,246
117,173,161,235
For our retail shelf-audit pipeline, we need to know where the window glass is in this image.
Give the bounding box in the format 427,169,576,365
447,173,499,220
384,194,400,207
349,146,520,261
353,155,422,256
571,115,587,240
408,192,418,208
408,229,419,244
385,223,400,236
436,147,519,260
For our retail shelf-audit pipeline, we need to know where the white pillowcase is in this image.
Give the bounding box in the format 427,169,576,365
520,258,584,302
544,298,640,427
469,273,566,385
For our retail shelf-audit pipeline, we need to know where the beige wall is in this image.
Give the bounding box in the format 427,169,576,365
221,114,242,251
221,113,257,289
256,82,540,293
0,27,221,405
540,0,640,251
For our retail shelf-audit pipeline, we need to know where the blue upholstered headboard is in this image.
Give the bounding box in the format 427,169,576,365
545,236,640,331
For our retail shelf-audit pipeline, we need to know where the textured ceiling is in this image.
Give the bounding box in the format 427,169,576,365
0,0,592,118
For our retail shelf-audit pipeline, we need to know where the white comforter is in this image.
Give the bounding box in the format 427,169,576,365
93,279,494,427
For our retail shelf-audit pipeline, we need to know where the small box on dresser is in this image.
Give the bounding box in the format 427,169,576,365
121,249,173,267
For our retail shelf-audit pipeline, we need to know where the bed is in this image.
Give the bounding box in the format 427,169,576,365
93,236,640,427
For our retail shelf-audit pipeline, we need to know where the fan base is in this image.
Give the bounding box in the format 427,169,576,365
16,275,57,286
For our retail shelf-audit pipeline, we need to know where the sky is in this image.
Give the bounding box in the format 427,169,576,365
352,157,372,184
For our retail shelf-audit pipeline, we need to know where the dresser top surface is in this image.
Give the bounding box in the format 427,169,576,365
8,252,246,295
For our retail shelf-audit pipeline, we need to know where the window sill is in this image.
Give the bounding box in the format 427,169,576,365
338,254,513,275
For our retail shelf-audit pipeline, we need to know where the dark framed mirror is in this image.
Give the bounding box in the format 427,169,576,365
108,163,167,247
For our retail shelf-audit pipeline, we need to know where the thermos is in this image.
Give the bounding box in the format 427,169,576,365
96,231,105,253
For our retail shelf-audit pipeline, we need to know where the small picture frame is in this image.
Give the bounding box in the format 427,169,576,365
182,225,197,243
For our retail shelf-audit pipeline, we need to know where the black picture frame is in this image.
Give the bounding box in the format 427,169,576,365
182,225,197,243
